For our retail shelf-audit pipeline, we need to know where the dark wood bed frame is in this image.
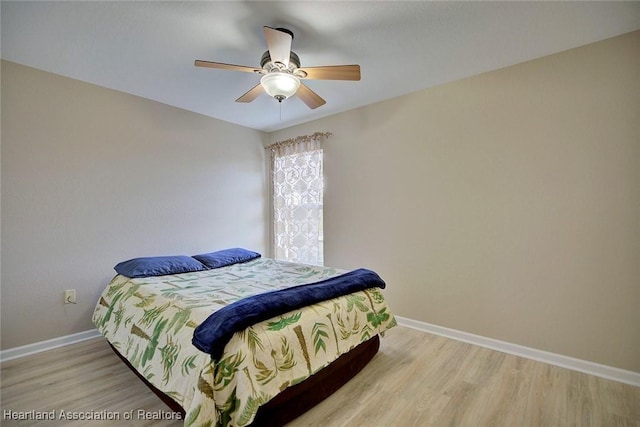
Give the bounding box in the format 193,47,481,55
109,334,380,426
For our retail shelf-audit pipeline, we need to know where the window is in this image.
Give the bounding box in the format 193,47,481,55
269,132,330,266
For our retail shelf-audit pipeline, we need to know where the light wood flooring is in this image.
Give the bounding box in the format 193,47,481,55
1,326,639,426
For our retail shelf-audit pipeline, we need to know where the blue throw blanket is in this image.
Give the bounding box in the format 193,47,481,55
192,268,386,359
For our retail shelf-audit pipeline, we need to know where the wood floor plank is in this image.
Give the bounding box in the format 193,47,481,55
1,327,638,426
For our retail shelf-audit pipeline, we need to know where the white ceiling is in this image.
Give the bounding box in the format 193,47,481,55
2,1,639,132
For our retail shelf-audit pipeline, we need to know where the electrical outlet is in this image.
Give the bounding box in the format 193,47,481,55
64,289,76,304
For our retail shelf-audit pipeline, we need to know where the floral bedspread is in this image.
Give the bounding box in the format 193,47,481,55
92,258,396,426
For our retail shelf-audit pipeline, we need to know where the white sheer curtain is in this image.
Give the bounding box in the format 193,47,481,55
269,132,330,266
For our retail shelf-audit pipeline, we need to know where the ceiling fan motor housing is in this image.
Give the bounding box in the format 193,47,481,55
260,51,301,71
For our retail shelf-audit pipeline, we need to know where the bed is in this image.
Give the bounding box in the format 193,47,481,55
92,249,396,426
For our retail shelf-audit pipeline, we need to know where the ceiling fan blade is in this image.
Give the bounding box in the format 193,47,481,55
264,26,292,66
195,60,260,73
296,83,326,109
298,65,361,81
235,83,265,103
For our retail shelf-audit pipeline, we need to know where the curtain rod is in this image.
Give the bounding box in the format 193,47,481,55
265,132,332,150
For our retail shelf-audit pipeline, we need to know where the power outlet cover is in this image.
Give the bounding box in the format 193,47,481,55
64,289,76,304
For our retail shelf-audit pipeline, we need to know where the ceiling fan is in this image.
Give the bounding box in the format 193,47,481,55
195,26,361,109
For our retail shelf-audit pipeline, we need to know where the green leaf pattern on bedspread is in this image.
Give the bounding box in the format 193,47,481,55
92,258,396,426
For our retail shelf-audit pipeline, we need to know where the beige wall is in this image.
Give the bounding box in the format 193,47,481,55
270,31,640,372
1,60,269,349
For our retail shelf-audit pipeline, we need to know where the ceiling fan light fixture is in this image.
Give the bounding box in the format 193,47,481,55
260,72,300,102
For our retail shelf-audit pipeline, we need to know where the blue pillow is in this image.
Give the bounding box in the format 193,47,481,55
192,248,261,269
114,255,207,278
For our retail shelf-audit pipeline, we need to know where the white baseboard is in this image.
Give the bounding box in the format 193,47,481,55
0,329,101,363
3,321,639,387
395,316,640,387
